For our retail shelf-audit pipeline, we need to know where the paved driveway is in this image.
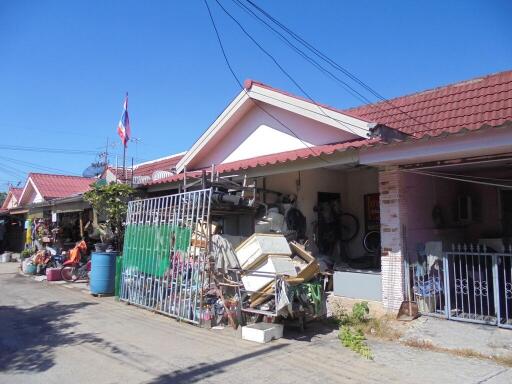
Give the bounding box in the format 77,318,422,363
0,263,510,383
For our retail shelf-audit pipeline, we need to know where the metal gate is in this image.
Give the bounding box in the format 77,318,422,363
407,244,512,329
120,189,212,324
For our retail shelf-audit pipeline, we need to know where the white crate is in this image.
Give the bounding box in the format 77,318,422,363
241,255,297,293
242,323,284,343
235,234,291,270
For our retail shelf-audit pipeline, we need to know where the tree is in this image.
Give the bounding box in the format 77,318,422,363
83,182,136,250
0,191,7,207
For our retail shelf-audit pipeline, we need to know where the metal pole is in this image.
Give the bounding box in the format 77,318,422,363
131,157,134,187
123,143,127,183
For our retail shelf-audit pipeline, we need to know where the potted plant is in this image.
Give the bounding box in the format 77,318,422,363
83,182,136,252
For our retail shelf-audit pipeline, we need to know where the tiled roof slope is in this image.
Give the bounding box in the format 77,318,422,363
10,187,23,201
344,70,512,138
133,153,184,177
29,173,94,199
146,138,377,186
1,187,23,209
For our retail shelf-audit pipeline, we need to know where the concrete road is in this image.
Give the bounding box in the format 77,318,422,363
0,263,510,384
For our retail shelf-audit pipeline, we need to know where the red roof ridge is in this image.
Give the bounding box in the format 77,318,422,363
133,152,186,169
28,172,94,180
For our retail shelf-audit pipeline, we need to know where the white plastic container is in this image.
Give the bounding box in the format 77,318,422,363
242,323,284,343
235,234,291,270
0,252,12,263
241,255,297,293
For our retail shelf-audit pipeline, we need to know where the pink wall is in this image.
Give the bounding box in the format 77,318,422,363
403,171,503,259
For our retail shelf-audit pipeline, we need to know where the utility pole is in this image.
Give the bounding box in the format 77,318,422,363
104,137,109,172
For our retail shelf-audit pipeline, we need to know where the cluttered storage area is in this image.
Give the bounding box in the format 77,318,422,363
119,164,381,335
18,198,95,276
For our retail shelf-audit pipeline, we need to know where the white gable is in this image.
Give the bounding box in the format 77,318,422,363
223,125,312,164
176,83,375,172
6,194,18,209
193,105,350,168
19,177,44,205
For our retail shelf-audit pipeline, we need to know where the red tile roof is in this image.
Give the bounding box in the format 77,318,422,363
247,71,512,138
146,139,377,186
133,153,184,177
1,187,23,209
29,173,94,199
344,70,512,138
10,187,23,201
105,167,133,182
147,71,512,186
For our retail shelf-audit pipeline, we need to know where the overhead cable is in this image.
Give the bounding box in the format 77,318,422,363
213,0,368,136
401,169,512,189
243,0,434,133
230,0,403,128
203,0,332,164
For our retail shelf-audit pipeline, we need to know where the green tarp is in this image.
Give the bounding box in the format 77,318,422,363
122,224,192,278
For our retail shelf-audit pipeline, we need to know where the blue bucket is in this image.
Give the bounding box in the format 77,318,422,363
90,252,118,295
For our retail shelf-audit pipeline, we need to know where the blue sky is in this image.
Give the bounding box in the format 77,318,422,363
0,0,510,191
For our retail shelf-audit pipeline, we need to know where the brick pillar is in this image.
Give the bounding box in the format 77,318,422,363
379,167,406,311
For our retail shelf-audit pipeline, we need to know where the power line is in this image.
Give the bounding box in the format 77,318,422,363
0,144,98,155
402,169,512,189
203,0,331,164
212,0,368,136
231,0,372,106
243,0,433,133
230,0,407,130
0,164,26,179
0,155,80,176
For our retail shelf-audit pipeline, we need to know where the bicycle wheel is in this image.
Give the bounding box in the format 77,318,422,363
340,212,359,242
61,266,78,282
363,231,381,253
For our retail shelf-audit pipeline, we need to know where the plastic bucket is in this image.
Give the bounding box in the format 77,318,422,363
0,252,12,263
90,251,118,295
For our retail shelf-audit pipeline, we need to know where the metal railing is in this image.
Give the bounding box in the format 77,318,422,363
407,244,512,329
120,189,212,325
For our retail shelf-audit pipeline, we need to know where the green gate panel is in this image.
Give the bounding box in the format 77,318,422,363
122,224,192,277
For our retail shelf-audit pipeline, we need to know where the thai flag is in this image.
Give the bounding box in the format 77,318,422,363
117,94,131,147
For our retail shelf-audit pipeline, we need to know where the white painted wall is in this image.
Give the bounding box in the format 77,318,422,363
194,104,358,169
5,195,18,209
223,125,313,164
261,166,378,259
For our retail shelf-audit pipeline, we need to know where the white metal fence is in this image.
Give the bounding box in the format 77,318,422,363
407,244,512,329
120,189,212,324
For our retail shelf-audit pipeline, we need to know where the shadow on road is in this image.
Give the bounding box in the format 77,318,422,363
283,319,338,343
147,344,287,383
0,301,118,373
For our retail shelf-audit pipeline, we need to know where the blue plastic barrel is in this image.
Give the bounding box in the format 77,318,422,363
90,251,118,295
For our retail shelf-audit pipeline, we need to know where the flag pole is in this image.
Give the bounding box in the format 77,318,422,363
123,143,126,183
123,91,128,183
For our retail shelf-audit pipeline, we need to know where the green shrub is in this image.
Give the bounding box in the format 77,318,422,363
352,301,369,323
21,248,34,259
339,325,373,360
336,301,374,359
